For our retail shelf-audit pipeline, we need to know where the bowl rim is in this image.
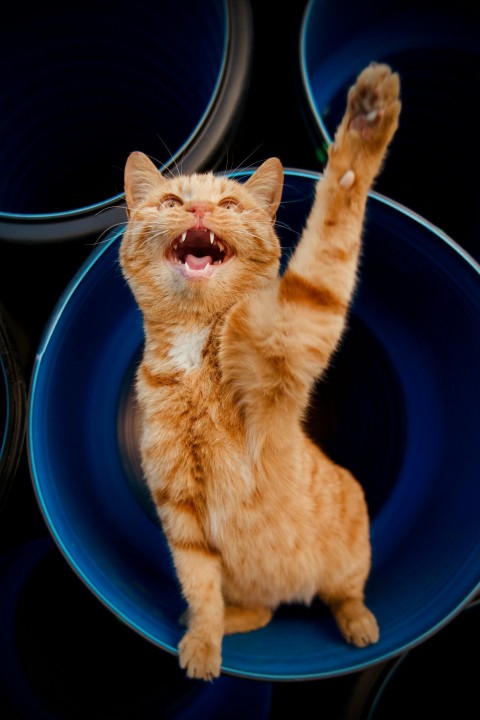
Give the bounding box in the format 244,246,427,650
27,167,480,681
0,0,253,242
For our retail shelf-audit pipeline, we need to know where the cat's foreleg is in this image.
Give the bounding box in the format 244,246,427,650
284,62,401,361
221,64,401,418
157,499,225,680
172,543,224,680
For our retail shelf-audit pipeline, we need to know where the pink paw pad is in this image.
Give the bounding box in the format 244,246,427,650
349,108,384,133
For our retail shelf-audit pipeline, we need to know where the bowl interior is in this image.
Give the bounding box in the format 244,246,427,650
28,169,480,680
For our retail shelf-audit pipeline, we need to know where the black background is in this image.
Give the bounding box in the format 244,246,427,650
0,0,478,717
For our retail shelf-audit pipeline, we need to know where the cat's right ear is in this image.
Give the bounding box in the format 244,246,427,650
124,151,164,210
244,157,284,221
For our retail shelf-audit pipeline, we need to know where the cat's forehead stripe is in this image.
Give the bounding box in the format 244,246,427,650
168,173,238,201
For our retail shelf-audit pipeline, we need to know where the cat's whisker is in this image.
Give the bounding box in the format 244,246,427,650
151,134,181,178
139,229,170,252
89,224,127,248
87,210,131,248
94,202,128,215
221,145,265,180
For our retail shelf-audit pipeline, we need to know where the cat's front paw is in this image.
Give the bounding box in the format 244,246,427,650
178,630,222,681
346,62,401,150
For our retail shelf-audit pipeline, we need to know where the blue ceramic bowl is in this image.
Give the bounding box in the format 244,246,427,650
0,0,251,243
300,0,480,260
28,169,480,680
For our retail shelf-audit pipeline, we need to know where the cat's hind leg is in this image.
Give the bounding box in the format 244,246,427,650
315,463,380,648
181,604,273,635
319,559,379,647
223,605,273,635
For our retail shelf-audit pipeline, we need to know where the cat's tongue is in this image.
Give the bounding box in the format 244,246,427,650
185,253,213,271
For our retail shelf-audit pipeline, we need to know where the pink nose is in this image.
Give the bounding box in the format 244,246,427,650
187,202,213,218
186,201,213,228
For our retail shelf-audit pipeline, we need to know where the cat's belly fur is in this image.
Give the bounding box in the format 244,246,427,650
213,509,324,608
201,437,357,609
139,370,368,610
205,454,337,608
155,425,327,606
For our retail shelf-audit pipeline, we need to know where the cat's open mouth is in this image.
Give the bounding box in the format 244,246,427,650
167,228,233,279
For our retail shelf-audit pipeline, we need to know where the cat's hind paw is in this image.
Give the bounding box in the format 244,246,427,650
333,599,380,648
178,631,222,681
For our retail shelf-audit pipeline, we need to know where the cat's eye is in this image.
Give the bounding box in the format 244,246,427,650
159,195,182,210
219,197,240,211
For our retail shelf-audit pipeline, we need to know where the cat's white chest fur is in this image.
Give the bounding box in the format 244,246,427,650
168,326,210,372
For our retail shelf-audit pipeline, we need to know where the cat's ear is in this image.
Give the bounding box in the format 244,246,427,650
244,158,283,220
124,151,166,209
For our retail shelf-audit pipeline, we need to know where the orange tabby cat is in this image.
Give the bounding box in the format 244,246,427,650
120,62,401,680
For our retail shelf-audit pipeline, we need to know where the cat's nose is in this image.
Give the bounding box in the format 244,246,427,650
186,201,214,226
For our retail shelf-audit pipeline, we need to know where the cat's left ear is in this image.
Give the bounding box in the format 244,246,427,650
244,158,283,221
124,151,166,209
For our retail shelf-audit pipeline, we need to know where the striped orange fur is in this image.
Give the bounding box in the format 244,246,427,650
120,62,401,680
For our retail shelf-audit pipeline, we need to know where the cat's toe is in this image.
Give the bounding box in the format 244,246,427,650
333,599,380,647
178,631,222,681
341,607,380,648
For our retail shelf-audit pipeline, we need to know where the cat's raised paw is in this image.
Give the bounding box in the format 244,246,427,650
347,62,401,147
178,631,222,681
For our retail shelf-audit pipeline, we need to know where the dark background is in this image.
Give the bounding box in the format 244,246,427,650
0,0,478,717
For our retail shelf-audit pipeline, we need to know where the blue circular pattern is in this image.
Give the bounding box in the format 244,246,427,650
28,169,480,680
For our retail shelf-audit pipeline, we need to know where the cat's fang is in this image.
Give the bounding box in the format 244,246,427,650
210,232,214,244
181,231,187,243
